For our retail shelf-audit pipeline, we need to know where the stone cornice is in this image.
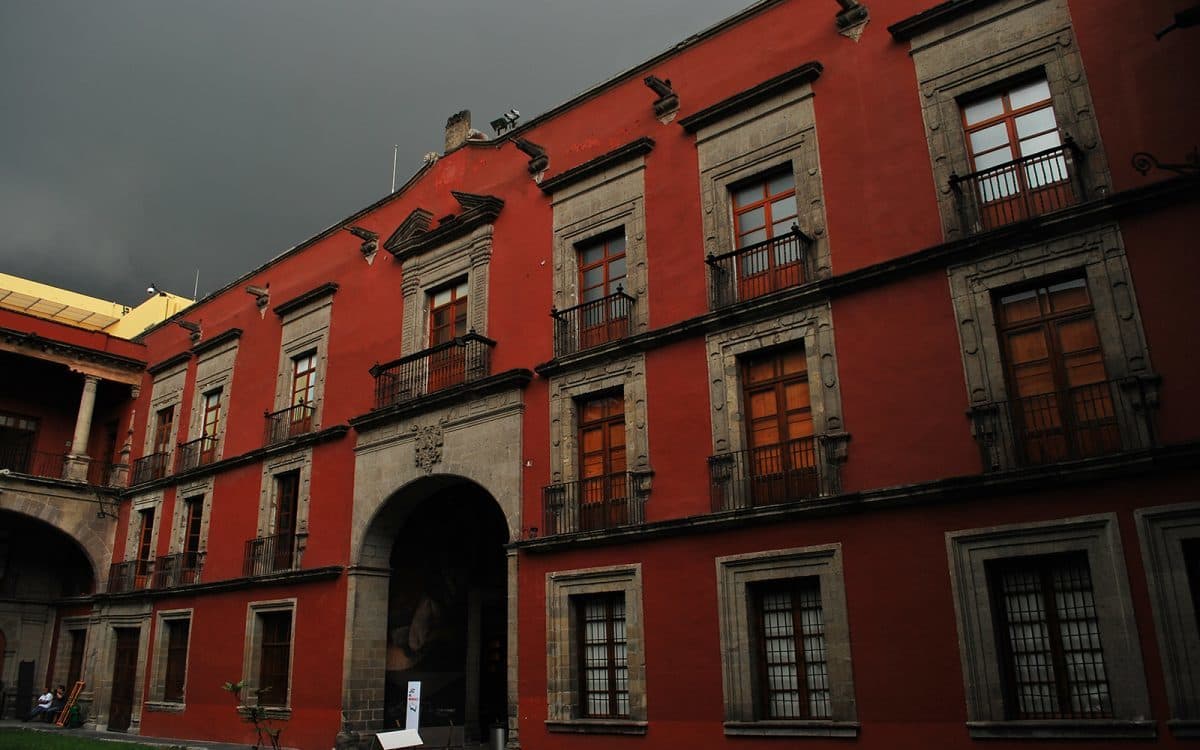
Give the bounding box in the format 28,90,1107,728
0,326,147,373
190,327,243,357
678,61,823,134
97,565,343,602
124,424,349,493
538,138,656,195
515,441,1200,552
349,369,533,432
385,193,504,262
888,0,1008,41
535,174,1200,377
272,282,340,317
146,351,193,376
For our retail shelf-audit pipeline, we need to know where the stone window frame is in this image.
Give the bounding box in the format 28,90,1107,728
145,608,193,712
240,598,297,719
705,301,848,493
715,543,858,737
399,224,492,356
124,491,164,565
692,79,831,283
170,476,213,563
273,293,334,428
550,155,650,334
547,353,651,493
96,607,152,733
187,337,239,462
945,513,1154,739
1135,502,1200,738
948,225,1158,470
142,363,187,457
255,449,312,565
903,0,1110,240
545,563,646,734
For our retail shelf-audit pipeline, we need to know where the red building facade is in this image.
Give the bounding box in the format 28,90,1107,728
4,0,1199,747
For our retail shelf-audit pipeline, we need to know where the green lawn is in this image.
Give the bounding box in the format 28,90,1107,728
0,727,169,750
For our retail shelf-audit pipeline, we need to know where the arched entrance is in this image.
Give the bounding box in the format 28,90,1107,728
350,475,509,746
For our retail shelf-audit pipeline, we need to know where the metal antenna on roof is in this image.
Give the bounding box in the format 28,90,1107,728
193,269,199,299
391,145,399,193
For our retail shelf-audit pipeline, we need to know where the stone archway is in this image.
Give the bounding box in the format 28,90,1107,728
342,475,514,749
0,482,115,586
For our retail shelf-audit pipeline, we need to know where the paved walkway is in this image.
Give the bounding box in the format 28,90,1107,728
0,719,253,749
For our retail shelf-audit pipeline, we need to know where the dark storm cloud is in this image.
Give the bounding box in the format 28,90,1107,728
0,0,749,306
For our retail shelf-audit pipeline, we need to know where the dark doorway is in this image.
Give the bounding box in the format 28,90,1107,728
108,628,139,731
383,481,507,743
16,660,34,721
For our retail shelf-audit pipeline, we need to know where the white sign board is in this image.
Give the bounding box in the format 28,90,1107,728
374,682,422,749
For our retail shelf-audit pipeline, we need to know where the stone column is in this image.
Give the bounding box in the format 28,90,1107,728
64,374,100,481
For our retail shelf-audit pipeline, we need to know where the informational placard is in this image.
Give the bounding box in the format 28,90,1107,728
374,681,422,749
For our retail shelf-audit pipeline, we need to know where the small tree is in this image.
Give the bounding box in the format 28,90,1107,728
222,680,283,750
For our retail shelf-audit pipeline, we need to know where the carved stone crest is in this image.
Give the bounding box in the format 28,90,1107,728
412,423,444,473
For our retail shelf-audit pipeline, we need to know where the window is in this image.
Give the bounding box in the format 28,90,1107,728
258,611,292,707
575,233,631,349
753,578,829,720
0,412,37,473
291,352,317,407
181,496,203,583
995,278,1119,465
946,514,1152,738
577,392,628,530
153,406,175,456
578,593,628,718
733,172,798,249
135,508,155,586
271,472,299,572
427,279,470,390
240,600,296,716
1135,503,1200,735
739,347,818,505
200,389,221,461
986,553,1110,719
545,564,646,733
960,75,1075,229
715,545,857,736
163,619,190,703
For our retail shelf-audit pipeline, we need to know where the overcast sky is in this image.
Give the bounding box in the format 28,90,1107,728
0,0,749,307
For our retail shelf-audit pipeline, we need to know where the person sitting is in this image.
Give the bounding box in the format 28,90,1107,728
46,685,66,722
24,687,54,721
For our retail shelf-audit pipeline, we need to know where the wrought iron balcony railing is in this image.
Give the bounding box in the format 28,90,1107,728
107,559,154,593
265,403,315,445
949,141,1084,234
131,451,171,484
969,377,1157,472
551,289,635,357
372,331,495,410
708,435,838,512
151,551,205,588
85,459,120,487
243,532,298,577
176,435,218,473
0,447,67,480
706,227,813,309
542,471,646,536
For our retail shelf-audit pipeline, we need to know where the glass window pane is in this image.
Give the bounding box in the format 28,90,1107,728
1015,106,1058,138
963,95,1004,126
608,257,626,282
732,183,762,207
582,266,604,289
580,244,604,266
607,235,626,254
767,171,794,197
738,228,767,248
1019,131,1063,157
737,206,766,233
770,196,798,222
970,123,1011,155
432,288,451,307
973,146,1015,171
1009,78,1052,110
